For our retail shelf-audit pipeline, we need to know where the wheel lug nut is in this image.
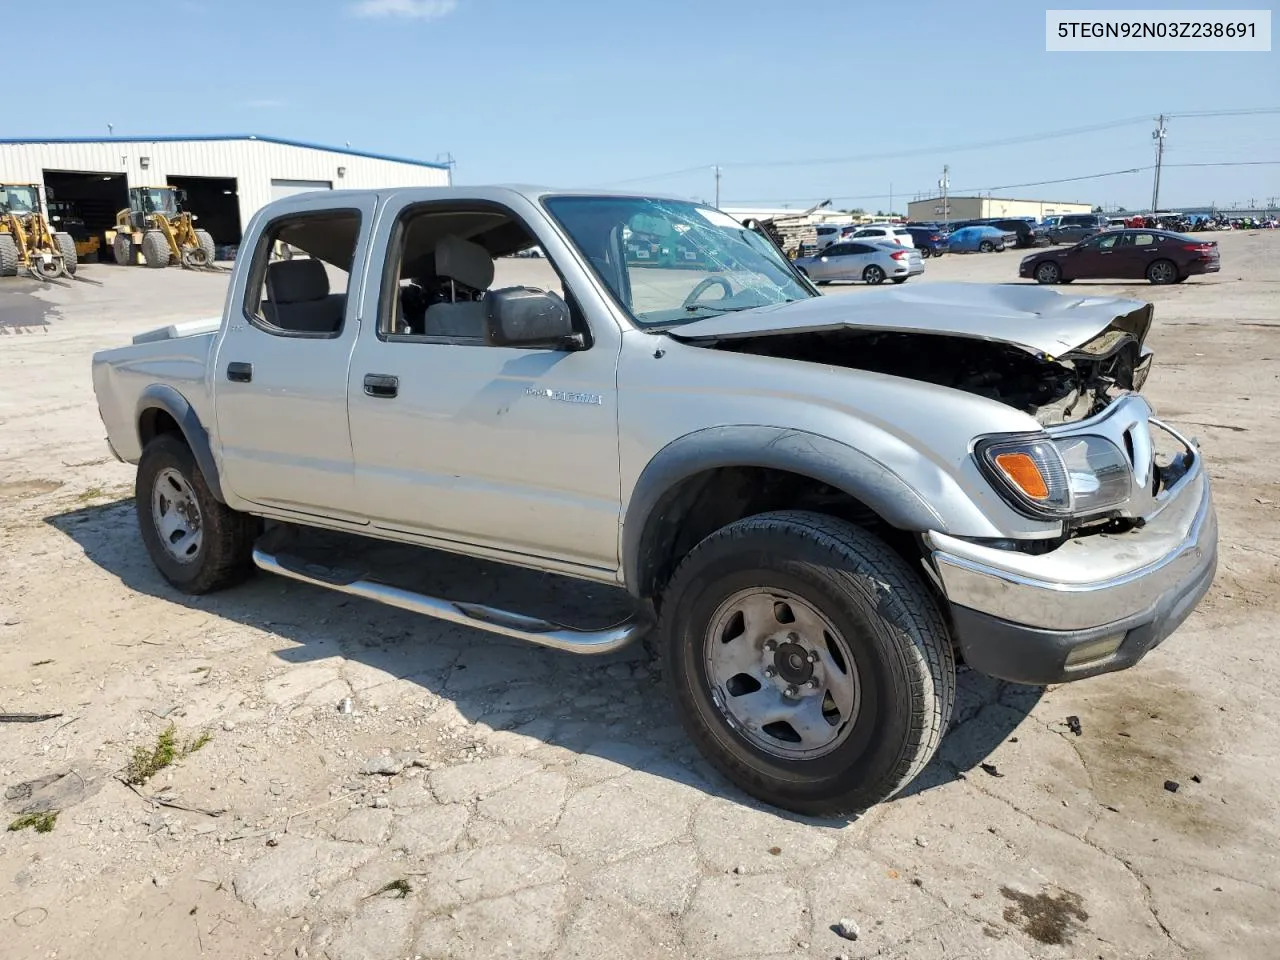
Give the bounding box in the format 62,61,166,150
784,685,798,698
764,666,777,678
763,640,777,652
805,652,817,664
807,678,819,689
787,632,799,642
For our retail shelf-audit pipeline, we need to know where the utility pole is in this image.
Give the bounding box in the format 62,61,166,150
713,165,721,208
939,165,950,227
889,182,893,217
1150,114,1167,213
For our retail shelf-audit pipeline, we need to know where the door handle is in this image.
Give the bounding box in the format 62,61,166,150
363,373,399,398
226,362,252,383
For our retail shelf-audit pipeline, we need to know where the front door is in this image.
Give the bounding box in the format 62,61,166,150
345,198,623,572
212,196,379,518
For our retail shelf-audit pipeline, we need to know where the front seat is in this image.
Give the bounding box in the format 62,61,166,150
261,258,345,333
422,235,494,339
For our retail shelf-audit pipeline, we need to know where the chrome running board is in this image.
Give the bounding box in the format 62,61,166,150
252,548,647,655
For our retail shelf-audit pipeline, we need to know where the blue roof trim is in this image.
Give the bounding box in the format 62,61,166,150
0,134,450,170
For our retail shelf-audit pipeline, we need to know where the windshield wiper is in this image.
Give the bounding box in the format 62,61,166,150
684,302,753,314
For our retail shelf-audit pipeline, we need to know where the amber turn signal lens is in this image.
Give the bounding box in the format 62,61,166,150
993,452,1050,500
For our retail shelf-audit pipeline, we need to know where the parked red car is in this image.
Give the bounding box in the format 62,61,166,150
1018,229,1220,285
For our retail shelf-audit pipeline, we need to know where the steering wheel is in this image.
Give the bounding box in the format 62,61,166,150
683,276,733,309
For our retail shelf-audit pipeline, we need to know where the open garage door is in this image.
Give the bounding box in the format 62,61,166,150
271,179,332,201
168,175,242,245
42,170,129,263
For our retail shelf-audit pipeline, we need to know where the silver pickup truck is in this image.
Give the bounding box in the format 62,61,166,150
92,186,1217,815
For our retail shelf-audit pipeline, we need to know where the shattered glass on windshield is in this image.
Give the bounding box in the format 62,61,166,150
543,196,814,327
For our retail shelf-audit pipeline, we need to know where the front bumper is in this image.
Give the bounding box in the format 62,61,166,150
924,458,1217,685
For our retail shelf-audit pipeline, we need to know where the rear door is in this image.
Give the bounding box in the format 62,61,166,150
828,243,871,280
213,194,378,518
1119,231,1161,278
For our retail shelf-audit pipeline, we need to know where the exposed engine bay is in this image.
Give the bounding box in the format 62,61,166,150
708,328,1152,426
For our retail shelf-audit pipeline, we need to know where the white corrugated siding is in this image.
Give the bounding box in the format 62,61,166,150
0,137,449,234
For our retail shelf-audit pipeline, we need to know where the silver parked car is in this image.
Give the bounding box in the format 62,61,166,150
795,239,925,285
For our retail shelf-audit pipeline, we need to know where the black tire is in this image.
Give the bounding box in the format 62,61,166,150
1174,275,1189,284
862,264,886,285
113,234,135,266
0,233,18,277
141,230,170,269
1034,261,1061,284
659,510,955,816
136,435,259,594
54,232,78,275
1146,259,1178,284
891,277,907,284
195,229,216,266
979,241,994,253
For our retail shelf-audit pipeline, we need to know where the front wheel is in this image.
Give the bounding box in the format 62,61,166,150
659,511,956,816
136,435,259,594
54,232,78,275
862,264,886,285
1034,261,1061,284
141,230,170,269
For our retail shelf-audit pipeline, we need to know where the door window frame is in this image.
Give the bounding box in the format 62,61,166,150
372,198,593,350
240,208,365,340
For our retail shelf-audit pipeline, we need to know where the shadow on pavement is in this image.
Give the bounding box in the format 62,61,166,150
46,498,1041,821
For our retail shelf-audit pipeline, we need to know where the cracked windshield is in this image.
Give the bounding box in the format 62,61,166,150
544,196,813,326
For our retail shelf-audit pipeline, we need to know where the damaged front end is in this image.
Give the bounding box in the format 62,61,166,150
707,326,1153,426
668,284,1156,425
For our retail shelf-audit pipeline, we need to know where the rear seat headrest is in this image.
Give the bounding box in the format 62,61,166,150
434,235,494,291
267,258,330,304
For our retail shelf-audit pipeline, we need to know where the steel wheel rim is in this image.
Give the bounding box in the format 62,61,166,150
704,587,862,760
151,467,203,563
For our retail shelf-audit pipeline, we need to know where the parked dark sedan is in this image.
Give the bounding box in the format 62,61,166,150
905,226,950,257
985,218,1050,249
1019,229,1220,285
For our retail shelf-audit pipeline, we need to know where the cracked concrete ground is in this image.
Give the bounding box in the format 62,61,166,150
1,236,1278,959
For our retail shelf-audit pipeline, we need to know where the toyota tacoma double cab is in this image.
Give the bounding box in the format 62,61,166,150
92,186,1217,815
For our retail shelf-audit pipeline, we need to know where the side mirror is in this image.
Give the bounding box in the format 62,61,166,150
485,287,579,349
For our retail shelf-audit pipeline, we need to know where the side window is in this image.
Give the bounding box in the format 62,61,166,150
243,210,360,338
1133,233,1156,246
378,204,567,344
825,244,849,257
1098,233,1120,250
847,243,873,255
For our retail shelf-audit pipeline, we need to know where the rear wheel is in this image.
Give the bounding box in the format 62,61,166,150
979,240,994,253
113,234,135,266
1146,259,1178,284
1034,261,1062,284
0,234,18,277
54,232,78,275
136,435,258,594
141,230,170,269
659,511,955,816
862,264,886,285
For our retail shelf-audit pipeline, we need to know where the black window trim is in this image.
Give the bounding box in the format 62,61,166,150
374,198,592,350
240,207,364,341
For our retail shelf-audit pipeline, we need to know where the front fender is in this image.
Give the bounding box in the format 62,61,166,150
135,384,225,503
621,424,996,597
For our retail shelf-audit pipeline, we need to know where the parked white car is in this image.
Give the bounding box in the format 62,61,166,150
847,224,915,248
794,239,924,285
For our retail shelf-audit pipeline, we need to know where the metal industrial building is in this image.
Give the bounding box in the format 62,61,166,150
0,135,451,253
907,195,1093,223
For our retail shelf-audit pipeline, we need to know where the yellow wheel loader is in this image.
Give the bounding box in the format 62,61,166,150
106,187,215,269
0,183,78,280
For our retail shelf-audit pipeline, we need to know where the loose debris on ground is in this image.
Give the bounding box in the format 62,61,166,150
124,724,212,785
8,811,58,833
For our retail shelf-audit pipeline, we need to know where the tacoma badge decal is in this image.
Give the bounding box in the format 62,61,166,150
524,386,603,406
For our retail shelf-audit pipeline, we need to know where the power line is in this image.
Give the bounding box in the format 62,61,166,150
593,107,1280,186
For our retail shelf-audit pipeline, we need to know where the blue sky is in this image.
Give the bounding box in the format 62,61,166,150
17,0,1279,211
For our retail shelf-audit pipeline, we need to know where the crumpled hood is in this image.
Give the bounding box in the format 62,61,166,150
668,282,1153,358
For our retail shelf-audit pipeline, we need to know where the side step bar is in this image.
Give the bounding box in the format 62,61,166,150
252,548,648,655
